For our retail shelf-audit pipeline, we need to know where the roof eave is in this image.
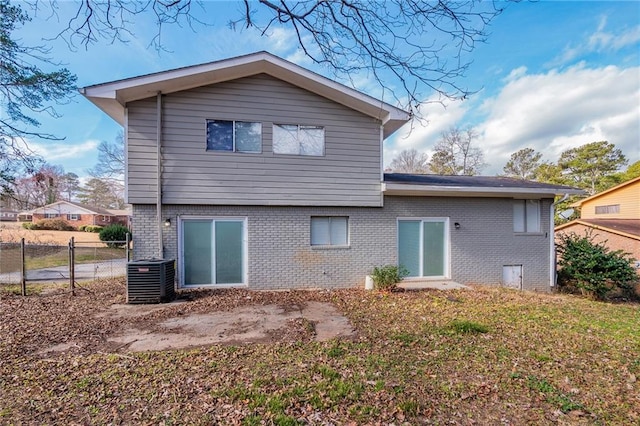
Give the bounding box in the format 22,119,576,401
80,52,411,134
383,183,584,198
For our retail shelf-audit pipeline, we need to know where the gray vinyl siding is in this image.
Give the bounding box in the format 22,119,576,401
127,99,159,204
133,196,554,292
126,74,383,206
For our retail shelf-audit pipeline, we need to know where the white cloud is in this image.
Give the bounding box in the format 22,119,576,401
475,64,640,173
588,16,640,52
28,139,100,161
384,98,470,167
384,64,639,174
550,15,640,67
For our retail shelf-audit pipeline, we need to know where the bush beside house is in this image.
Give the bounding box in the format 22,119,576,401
557,231,639,301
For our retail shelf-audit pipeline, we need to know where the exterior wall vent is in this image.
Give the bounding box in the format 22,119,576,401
126,259,176,304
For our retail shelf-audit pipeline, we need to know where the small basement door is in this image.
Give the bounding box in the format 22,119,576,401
503,265,522,290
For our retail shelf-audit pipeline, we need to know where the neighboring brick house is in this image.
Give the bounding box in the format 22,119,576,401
82,52,581,292
21,201,130,228
556,176,640,265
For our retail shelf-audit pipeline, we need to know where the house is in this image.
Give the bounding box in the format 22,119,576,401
20,201,131,228
556,176,640,264
81,52,581,292
0,207,18,222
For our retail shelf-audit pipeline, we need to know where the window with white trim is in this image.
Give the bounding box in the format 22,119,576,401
311,216,348,246
513,200,541,233
67,214,80,221
273,124,324,156
44,213,59,219
206,120,262,153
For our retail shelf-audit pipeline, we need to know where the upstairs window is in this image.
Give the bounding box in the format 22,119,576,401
311,216,348,246
273,124,324,156
513,200,541,233
595,204,620,214
206,120,262,153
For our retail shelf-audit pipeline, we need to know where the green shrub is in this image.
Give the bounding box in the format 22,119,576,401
557,231,638,301
370,264,409,292
99,224,131,248
21,222,35,230
28,219,75,231
84,225,103,233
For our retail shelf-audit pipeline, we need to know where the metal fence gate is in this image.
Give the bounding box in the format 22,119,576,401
0,235,131,295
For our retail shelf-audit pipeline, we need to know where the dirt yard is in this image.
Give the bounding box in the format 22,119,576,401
0,221,101,244
4,279,355,357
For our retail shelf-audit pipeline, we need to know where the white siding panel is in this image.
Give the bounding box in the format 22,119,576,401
126,74,383,206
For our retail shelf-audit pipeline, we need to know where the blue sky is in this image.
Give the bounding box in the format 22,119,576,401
13,1,640,178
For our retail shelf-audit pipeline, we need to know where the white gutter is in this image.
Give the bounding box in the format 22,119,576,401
156,92,163,259
384,183,580,197
550,193,570,287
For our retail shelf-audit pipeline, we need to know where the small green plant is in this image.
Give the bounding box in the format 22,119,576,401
370,264,409,292
21,222,35,230
99,224,131,248
448,319,489,334
83,225,103,233
526,375,584,413
557,231,638,301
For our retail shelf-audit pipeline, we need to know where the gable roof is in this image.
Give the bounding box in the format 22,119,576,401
383,173,584,198
23,201,119,216
555,218,640,240
570,176,640,208
80,51,411,138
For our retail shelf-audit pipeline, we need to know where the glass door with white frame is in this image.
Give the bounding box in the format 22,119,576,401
181,218,246,286
398,218,449,278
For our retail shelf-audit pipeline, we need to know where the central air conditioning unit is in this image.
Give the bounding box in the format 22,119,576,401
126,259,176,304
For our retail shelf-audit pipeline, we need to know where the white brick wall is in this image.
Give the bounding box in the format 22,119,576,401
132,196,554,292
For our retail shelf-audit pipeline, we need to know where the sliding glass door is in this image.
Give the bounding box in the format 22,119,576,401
398,218,449,278
181,217,246,286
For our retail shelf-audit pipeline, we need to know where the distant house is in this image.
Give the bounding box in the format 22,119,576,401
0,207,19,222
556,176,640,265
20,201,131,228
81,51,582,292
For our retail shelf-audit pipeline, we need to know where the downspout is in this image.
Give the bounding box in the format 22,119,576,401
156,91,163,259
550,193,570,288
379,124,384,207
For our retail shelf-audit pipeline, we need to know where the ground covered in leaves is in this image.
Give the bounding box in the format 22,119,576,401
1,280,638,425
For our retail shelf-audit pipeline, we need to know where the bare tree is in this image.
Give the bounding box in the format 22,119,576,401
429,127,485,175
87,132,125,182
389,149,430,174
34,0,507,115
11,163,67,209
503,148,543,180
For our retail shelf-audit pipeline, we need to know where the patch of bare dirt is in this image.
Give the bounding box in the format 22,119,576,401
106,301,354,352
1,279,356,358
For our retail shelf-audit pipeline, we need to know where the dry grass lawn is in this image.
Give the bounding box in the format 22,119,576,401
0,221,101,245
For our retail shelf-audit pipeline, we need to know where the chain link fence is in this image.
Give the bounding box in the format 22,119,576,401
0,236,130,295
